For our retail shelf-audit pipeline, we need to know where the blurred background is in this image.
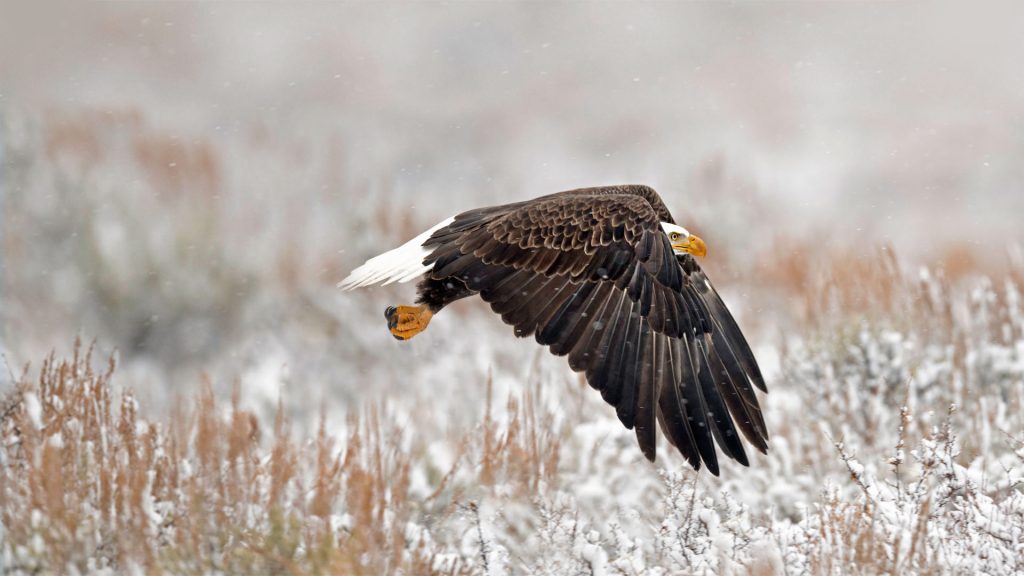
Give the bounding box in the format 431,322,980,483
1,1,1023,420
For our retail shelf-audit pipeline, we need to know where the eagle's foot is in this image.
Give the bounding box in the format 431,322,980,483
385,304,433,341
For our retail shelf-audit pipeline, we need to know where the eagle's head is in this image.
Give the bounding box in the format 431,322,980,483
660,222,707,258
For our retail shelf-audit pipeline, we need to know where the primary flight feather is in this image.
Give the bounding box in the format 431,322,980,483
339,184,768,475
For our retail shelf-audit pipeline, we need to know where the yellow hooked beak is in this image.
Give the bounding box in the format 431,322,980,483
673,234,708,258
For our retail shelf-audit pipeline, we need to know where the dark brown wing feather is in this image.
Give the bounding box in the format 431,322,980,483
422,185,769,474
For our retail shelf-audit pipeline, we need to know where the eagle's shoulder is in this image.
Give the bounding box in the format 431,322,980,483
521,184,673,222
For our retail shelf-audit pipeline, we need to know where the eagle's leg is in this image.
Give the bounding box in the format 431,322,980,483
385,275,475,341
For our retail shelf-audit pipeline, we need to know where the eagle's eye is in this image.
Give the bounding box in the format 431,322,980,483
670,232,681,241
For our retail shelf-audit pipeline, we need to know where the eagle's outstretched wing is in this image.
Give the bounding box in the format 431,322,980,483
422,185,768,474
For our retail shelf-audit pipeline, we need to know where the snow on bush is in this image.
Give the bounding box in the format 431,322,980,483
2,109,1023,574
2,264,1023,575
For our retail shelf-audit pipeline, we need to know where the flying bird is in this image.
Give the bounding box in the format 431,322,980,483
339,185,768,474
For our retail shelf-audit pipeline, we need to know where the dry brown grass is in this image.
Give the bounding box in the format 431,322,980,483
6,108,1024,572
479,374,562,494
2,259,1022,573
0,340,475,574
754,237,1024,341
0,338,582,574
43,108,220,199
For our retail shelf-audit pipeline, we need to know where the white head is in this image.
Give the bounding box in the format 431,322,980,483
660,222,708,258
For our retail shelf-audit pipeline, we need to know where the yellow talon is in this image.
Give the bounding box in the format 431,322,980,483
385,304,433,340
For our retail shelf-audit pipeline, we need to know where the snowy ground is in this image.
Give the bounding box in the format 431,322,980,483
2,3,1024,573
2,242,1023,574
3,114,1023,570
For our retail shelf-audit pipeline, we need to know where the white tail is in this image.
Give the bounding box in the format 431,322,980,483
337,216,455,290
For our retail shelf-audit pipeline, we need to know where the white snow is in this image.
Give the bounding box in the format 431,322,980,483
22,393,41,430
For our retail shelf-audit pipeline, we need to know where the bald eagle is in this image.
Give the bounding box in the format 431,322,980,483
339,185,768,474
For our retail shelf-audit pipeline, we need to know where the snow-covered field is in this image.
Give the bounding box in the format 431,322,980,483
2,111,1023,573
2,231,1023,574
2,3,1024,574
